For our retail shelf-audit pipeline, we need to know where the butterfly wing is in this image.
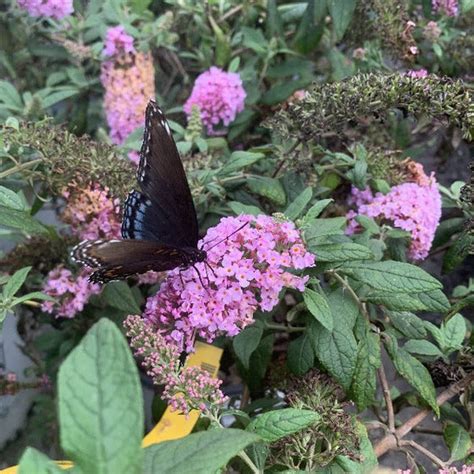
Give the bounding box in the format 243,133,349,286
125,100,199,247
72,239,187,284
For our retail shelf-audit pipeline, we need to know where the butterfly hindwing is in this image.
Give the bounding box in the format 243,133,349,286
72,239,188,284
132,100,199,248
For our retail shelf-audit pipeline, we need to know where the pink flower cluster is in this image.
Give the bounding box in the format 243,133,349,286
184,67,246,135
142,214,315,351
103,26,135,57
17,0,73,19
346,177,442,261
101,52,156,146
406,68,429,78
432,0,458,16
41,267,101,319
125,315,227,414
61,184,121,241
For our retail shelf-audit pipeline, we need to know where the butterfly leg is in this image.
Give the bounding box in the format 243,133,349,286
192,265,211,295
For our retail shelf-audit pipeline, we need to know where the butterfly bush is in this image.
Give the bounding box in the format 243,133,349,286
103,26,135,57
61,184,121,241
184,67,246,135
346,167,442,261
17,0,73,19
41,267,101,319
432,0,458,16
101,30,155,156
141,214,315,352
125,315,227,414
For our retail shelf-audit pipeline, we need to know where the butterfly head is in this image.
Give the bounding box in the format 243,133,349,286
187,248,207,265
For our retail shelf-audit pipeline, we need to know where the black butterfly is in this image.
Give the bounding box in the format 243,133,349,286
71,100,206,284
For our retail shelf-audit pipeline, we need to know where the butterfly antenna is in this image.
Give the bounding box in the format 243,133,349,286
203,221,249,252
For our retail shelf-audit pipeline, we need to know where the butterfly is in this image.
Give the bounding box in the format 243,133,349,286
71,100,207,284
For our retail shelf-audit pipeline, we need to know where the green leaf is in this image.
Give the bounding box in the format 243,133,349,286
350,333,381,411
404,340,443,357
58,319,143,474
287,333,314,375
461,0,474,12
366,289,450,312
341,261,442,294
223,152,265,174
266,0,283,38
18,447,63,474
41,88,79,108
129,0,152,14
328,48,354,81
301,199,333,225
327,288,360,329
304,217,346,243
246,408,319,442
233,324,263,369
228,201,262,216
143,429,260,474
0,185,25,211
0,80,23,108
442,233,473,273
356,421,378,470
385,337,438,415
327,0,356,40
432,217,465,248
388,312,427,339
241,27,268,54
293,0,324,54
309,320,357,391
441,313,466,351
0,206,47,234
284,187,313,220
355,215,379,234
311,243,373,262
2,266,31,300
444,424,472,461
101,281,141,314
304,288,333,331
247,176,286,206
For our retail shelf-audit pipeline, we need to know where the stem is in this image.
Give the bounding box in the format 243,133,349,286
330,271,370,321
0,158,43,179
264,322,305,333
238,450,261,474
374,372,474,457
378,364,396,432
219,4,243,22
400,440,447,468
272,139,301,178
21,300,41,308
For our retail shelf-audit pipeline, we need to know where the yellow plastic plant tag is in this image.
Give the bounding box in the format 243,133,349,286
0,342,223,473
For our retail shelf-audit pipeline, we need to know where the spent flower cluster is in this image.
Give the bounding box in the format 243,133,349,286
125,315,227,414
346,168,442,261
142,214,315,351
184,67,246,135
17,0,73,19
41,267,101,319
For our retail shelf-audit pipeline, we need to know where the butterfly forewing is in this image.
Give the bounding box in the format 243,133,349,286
133,101,199,248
